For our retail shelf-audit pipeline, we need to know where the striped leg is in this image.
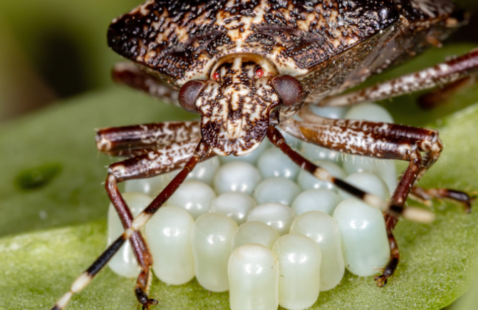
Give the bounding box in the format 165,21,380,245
314,49,478,108
96,121,200,157
410,187,474,213
275,116,450,285
279,116,472,284
51,141,210,310
267,126,432,222
106,139,205,309
103,141,198,309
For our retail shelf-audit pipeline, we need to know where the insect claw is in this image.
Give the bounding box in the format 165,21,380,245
374,274,388,287
142,298,159,310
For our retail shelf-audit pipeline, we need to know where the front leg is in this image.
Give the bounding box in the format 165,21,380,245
52,140,210,310
96,121,201,157
278,117,471,285
105,140,204,309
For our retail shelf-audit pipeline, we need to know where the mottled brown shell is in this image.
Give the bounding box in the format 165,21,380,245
107,0,401,87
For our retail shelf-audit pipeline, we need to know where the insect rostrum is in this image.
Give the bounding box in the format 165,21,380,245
52,0,475,309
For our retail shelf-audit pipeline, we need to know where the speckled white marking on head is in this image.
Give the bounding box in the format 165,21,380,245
196,56,281,156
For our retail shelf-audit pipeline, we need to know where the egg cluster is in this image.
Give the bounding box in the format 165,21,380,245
107,103,398,310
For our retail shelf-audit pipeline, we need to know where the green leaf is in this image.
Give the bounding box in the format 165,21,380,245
0,46,478,309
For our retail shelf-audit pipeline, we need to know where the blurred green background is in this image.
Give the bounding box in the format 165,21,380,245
1,0,478,309
0,0,140,121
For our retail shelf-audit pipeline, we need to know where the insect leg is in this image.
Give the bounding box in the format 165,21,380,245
51,141,209,310
280,117,472,285
314,49,478,108
410,187,473,213
418,75,477,109
96,121,200,157
112,62,180,106
266,125,432,222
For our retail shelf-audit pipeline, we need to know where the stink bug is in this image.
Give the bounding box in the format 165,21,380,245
52,0,475,309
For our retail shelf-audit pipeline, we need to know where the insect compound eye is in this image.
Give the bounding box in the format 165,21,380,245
255,68,264,78
272,75,304,107
178,80,206,113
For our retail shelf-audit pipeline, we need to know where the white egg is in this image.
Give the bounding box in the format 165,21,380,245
257,148,300,179
220,140,269,164
213,162,262,195
291,189,342,216
308,105,347,119
107,192,152,278
167,180,216,219
297,160,346,191
247,203,297,235
253,177,301,206
344,102,394,123
145,206,195,285
342,155,397,194
124,172,175,197
339,172,390,201
232,221,280,251
228,244,279,310
300,142,342,163
290,211,345,291
187,157,220,184
273,234,321,310
333,198,390,277
210,192,257,225
190,213,238,292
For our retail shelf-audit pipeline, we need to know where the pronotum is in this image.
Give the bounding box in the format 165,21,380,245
52,0,476,309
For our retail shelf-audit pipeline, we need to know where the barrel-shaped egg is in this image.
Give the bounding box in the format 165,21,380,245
107,192,152,278
247,203,297,235
333,198,390,276
253,177,301,205
186,157,220,184
213,162,262,195
291,189,341,216
273,233,321,310
290,211,344,291
210,192,257,225
145,206,195,285
232,221,280,251
256,148,300,179
167,180,216,219
228,244,279,310
190,213,238,292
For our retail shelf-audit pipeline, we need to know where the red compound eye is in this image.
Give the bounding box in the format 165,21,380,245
255,68,264,78
213,72,219,80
